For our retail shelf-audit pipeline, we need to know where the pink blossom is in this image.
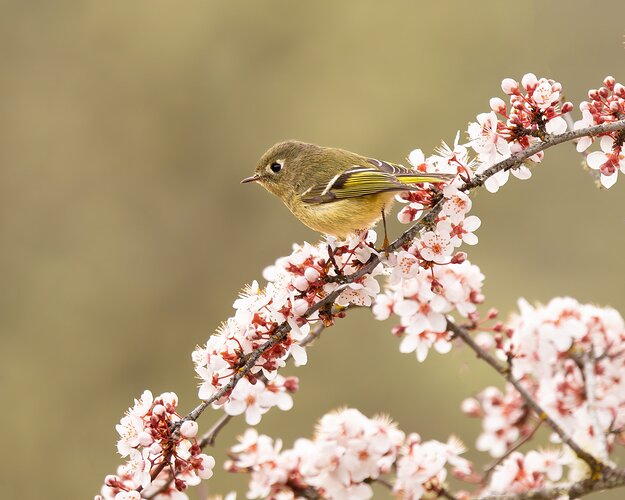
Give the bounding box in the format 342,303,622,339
468,112,511,165
419,231,453,264
586,135,625,188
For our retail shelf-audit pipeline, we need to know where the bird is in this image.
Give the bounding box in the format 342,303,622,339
241,140,453,248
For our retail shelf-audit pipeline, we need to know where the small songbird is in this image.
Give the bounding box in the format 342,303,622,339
241,140,453,246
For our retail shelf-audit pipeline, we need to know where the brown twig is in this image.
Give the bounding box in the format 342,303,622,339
481,420,543,484
199,413,233,449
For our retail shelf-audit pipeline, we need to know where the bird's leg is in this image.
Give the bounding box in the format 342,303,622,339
381,209,390,257
326,244,342,277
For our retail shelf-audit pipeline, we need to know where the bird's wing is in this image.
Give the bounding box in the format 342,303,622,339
301,158,453,204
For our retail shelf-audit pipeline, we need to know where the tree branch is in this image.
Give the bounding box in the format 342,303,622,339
461,120,625,191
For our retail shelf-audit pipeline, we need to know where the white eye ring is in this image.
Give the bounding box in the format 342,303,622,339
268,160,284,174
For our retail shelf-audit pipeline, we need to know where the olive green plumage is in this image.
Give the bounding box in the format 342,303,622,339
242,140,452,239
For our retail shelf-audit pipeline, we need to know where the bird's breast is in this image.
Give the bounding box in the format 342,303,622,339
288,192,396,238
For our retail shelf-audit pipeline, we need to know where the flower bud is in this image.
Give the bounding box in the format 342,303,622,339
293,275,309,292
521,73,538,91
470,290,485,304
610,101,621,112
292,298,309,316
501,78,519,95
494,333,503,349
283,376,300,393
304,266,320,282
430,278,444,295
197,454,216,479
489,97,506,114
560,102,573,114
104,475,119,487
152,404,166,416
392,325,406,337
180,420,199,439
468,311,480,324
461,398,482,417
175,478,188,491
604,75,616,89
451,251,467,264
599,86,609,98
614,83,625,98
588,89,599,100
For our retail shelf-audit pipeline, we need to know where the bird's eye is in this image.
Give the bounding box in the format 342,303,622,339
270,162,282,173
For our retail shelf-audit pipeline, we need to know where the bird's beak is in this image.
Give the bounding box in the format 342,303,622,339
240,174,260,184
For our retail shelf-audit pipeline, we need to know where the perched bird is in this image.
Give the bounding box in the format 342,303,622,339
241,140,453,246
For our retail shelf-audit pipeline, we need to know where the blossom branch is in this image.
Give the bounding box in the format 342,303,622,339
446,320,606,474
145,319,332,499
195,316,330,448
461,119,625,191
478,467,625,500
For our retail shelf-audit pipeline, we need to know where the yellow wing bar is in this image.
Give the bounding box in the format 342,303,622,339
302,166,453,204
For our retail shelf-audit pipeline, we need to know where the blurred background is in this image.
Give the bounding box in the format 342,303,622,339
1,1,624,498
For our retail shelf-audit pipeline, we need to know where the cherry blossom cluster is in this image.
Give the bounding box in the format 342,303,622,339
464,298,625,480
373,258,484,362
575,76,625,188
96,391,215,499
461,384,530,458
483,449,568,495
507,298,625,450
469,74,572,192
226,408,470,500
192,232,383,419
221,374,298,425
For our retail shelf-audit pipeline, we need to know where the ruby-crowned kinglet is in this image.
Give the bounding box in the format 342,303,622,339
241,140,453,242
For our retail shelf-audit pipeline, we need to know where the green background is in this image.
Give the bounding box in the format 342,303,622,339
2,1,625,498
